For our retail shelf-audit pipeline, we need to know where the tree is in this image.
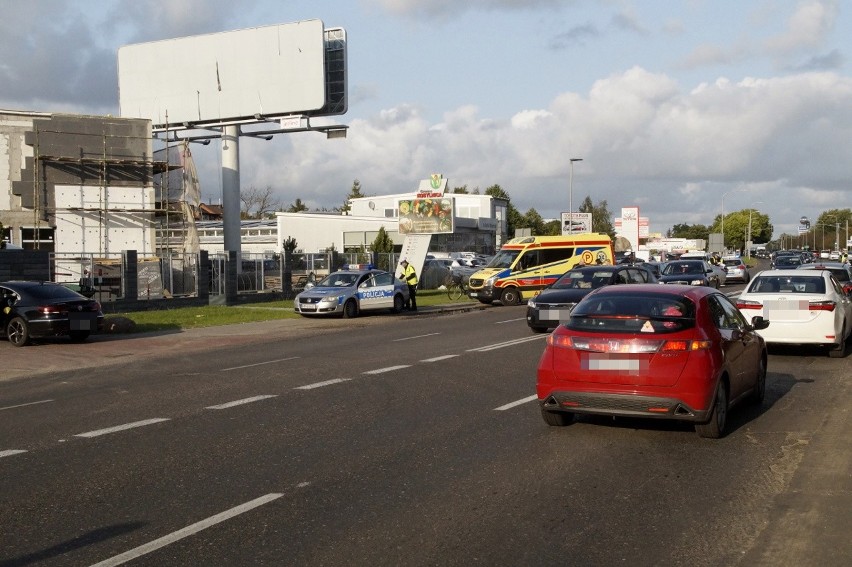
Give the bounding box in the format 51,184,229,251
451,185,470,194
711,209,773,252
340,179,366,215
370,226,395,271
578,196,615,237
282,236,298,253
287,198,309,213
240,185,281,219
520,208,547,236
670,223,711,241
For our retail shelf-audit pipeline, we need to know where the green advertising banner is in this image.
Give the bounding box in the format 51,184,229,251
398,197,454,234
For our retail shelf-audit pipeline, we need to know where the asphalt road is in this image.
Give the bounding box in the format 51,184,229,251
0,282,850,566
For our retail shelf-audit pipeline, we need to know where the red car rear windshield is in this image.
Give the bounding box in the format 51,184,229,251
568,293,696,334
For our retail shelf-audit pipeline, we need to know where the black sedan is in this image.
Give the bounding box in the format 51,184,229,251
526,265,658,333
658,260,722,288
0,281,104,346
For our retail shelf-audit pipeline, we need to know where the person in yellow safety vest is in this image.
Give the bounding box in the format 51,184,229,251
399,259,418,311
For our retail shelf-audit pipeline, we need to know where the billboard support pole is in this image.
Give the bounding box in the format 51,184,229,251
222,125,241,264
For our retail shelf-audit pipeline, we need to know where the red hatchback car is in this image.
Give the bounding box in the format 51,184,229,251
537,284,770,438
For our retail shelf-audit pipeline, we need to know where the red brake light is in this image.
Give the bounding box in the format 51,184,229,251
809,301,836,312
736,300,762,310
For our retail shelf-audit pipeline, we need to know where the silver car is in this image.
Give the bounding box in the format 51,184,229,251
294,265,410,318
722,256,750,283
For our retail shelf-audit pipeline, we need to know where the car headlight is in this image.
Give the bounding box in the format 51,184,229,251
528,299,536,308
485,275,498,286
690,279,703,285
322,295,342,303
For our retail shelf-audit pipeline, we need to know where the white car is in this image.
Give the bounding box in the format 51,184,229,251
736,269,852,358
294,265,410,318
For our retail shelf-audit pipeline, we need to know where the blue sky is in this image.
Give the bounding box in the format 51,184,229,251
1,0,850,238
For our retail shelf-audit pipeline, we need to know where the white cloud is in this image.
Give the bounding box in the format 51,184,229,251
763,0,838,56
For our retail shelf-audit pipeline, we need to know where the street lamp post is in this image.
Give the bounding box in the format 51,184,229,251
746,201,763,258
721,188,748,252
569,158,583,219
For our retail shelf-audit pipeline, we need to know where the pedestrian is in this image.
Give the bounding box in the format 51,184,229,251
399,259,418,311
842,250,849,264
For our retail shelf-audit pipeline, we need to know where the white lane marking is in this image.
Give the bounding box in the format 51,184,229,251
220,356,300,372
74,418,170,439
421,354,459,363
363,365,410,375
0,399,55,412
394,332,440,342
205,395,278,410
497,317,526,324
0,449,28,458
495,395,538,411
295,378,352,390
467,335,546,352
89,493,284,567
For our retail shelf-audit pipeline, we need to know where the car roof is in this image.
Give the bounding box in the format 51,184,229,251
1,280,62,289
754,269,827,278
586,282,714,300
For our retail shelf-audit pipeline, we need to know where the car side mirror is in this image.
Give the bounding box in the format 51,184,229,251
750,315,770,330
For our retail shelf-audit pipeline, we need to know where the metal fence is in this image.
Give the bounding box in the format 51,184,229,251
38,250,407,301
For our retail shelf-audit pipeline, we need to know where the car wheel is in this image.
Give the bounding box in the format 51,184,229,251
501,287,521,306
69,330,90,343
7,317,30,347
541,407,574,427
342,299,358,319
530,325,549,334
695,382,728,439
392,294,405,313
750,357,767,405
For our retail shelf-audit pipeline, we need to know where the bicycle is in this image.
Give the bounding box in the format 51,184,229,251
445,272,469,300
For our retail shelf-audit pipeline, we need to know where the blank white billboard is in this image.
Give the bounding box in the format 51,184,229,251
118,20,326,128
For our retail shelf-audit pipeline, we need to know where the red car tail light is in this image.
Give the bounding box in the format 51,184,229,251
808,300,836,312
736,299,762,310
38,305,65,315
660,339,711,352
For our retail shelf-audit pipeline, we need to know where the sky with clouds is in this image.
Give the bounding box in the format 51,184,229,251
1,0,850,238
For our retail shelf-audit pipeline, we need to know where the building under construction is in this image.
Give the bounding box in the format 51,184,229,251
0,109,201,296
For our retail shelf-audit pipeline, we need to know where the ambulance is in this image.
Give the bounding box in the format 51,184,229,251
467,234,614,305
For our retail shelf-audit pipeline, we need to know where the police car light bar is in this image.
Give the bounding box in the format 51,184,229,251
343,264,375,270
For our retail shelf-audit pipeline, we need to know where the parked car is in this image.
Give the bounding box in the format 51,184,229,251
736,269,852,358
293,265,409,318
722,256,750,283
658,260,724,288
526,265,658,333
0,281,104,347
537,284,769,438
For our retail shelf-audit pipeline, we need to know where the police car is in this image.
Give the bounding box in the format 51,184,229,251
293,264,410,318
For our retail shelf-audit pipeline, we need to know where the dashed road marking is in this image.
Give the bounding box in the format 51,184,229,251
363,365,410,375
0,399,54,412
89,493,285,567
74,418,171,439
221,357,300,372
295,378,352,390
205,395,278,410
495,395,538,411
